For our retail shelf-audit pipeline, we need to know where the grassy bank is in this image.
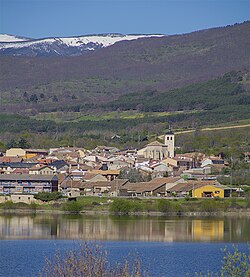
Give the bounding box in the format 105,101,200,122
0,197,250,215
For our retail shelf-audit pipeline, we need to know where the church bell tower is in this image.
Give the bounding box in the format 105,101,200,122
164,127,175,158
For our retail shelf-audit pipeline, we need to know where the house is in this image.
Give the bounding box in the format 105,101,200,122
109,179,129,196
0,162,38,174
149,162,168,178
84,181,111,195
49,160,68,173
162,155,194,175
93,146,120,155
150,177,184,191
0,174,58,194
173,154,195,169
120,182,150,197
106,158,133,170
60,176,83,190
82,173,107,182
119,177,184,197
181,167,212,179
192,182,231,198
29,164,55,175
0,156,23,163
12,168,29,174
167,180,230,198
201,156,226,173
201,156,225,167
90,170,120,181
70,169,85,180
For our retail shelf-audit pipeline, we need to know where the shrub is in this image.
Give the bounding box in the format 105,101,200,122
40,241,144,277
0,200,16,209
157,199,173,213
63,201,83,213
109,199,131,214
34,192,62,202
172,202,183,213
200,199,230,212
29,202,38,211
220,245,250,277
130,201,144,212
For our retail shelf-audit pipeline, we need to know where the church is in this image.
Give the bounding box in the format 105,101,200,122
137,130,175,160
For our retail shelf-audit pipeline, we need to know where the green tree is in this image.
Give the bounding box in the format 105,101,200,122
118,168,148,183
18,138,31,148
34,192,62,202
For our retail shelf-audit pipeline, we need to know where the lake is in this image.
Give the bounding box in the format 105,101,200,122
0,214,249,276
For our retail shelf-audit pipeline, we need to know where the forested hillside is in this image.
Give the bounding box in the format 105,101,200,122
0,22,249,151
0,21,249,115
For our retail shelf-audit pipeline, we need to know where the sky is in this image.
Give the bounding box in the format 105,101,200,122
0,0,249,38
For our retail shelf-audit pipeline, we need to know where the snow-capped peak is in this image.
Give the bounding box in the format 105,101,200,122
0,34,31,43
0,33,165,57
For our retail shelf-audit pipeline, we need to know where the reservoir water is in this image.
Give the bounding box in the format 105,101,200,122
0,214,249,276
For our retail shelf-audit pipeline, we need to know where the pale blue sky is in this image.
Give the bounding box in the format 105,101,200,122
0,0,249,38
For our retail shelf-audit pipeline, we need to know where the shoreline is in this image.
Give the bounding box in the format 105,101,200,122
1,208,250,217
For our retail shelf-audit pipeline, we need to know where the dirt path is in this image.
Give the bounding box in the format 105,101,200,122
175,123,250,135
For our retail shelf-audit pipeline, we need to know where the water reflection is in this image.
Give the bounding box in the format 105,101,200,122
0,214,249,242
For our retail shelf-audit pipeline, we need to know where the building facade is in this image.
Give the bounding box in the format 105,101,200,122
0,174,58,194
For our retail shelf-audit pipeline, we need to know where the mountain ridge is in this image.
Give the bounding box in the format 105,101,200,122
0,33,165,56
0,21,249,116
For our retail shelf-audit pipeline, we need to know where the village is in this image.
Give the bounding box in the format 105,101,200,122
1,129,248,205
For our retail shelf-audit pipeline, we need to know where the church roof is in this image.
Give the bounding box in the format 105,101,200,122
147,141,166,147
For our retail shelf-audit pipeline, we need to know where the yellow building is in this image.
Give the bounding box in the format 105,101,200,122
5,148,48,159
168,181,230,198
193,184,230,198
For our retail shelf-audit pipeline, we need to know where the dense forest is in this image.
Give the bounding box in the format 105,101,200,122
0,70,249,153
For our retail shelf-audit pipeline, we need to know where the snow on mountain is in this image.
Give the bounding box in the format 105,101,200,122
0,34,31,42
59,34,164,47
0,33,165,56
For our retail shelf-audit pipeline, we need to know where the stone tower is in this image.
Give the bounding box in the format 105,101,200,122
164,128,175,158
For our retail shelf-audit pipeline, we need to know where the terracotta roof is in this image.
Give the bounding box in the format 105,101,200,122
81,181,111,189
122,181,166,193
82,172,102,180
122,182,149,193
167,180,227,192
1,157,23,163
58,173,67,184
91,169,120,175
109,179,129,190
61,179,84,189
12,168,29,174
149,177,181,185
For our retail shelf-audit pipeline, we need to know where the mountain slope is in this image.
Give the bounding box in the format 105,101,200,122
0,34,164,56
0,21,249,115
